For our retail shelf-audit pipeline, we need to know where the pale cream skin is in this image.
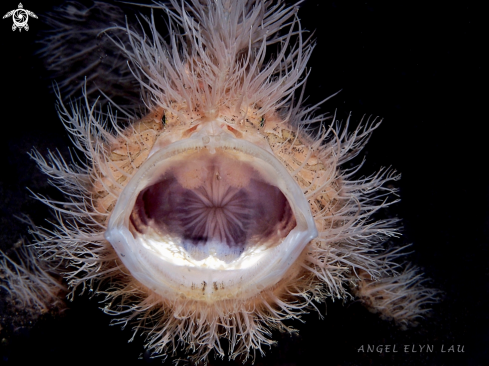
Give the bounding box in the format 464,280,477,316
0,0,439,363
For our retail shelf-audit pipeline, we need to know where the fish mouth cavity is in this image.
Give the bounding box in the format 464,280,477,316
129,149,297,262
105,121,318,300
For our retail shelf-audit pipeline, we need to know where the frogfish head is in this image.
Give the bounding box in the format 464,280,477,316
0,0,440,363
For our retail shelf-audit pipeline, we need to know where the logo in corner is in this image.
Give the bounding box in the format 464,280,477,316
3,3,37,32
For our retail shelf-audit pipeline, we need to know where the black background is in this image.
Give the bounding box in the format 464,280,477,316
1,1,487,365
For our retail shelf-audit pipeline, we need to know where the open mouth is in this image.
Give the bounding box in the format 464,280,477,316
130,148,297,262
105,125,317,300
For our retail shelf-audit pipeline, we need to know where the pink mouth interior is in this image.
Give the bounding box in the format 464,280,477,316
129,149,296,260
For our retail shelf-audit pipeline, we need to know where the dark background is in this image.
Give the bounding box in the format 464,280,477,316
1,1,487,365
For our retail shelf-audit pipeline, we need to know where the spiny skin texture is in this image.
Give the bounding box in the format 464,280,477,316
0,0,439,363
0,240,65,317
353,267,438,330
37,1,139,106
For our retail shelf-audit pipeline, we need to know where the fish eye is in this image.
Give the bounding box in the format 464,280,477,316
0,0,440,363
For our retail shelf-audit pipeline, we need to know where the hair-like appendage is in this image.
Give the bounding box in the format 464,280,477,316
38,1,141,107
1,0,440,363
115,0,313,119
353,265,441,330
0,239,65,327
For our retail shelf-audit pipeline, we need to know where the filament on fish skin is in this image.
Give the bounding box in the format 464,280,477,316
0,0,440,363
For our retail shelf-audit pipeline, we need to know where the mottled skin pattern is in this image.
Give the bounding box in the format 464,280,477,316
2,1,487,365
4,1,480,364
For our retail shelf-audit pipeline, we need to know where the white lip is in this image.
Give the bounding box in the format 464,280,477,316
105,120,318,302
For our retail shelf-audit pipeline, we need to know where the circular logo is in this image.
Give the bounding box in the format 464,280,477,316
12,9,28,28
